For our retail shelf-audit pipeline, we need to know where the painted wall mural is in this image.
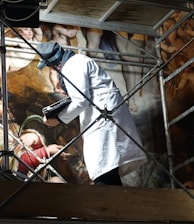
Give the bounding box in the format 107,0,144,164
0,10,194,188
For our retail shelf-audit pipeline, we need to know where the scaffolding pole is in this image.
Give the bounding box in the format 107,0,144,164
0,22,9,171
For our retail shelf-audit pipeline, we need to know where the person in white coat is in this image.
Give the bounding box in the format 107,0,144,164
37,42,147,186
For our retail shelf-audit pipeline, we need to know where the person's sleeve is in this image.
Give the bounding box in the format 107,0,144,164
57,57,90,123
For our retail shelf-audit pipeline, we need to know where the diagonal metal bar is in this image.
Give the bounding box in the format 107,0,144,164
169,105,194,127
99,1,122,22
107,114,194,199
0,114,102,208
113,36,194,112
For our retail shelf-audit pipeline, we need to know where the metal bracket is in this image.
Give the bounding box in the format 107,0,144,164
0,46,6,54
99,104,113,121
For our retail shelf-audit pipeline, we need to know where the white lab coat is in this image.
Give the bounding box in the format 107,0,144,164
58,54,147,180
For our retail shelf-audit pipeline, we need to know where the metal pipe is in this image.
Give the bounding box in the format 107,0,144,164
153,9,175,30
164,56,194,84
155,35,175,189
99,1,122,22
0,23,9,171
169,105,194,126
156,10,194,45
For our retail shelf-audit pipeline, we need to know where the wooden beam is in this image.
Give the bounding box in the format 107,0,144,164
120,0,192,11
39,12,159,37
0,181,194,222
99,1,122,22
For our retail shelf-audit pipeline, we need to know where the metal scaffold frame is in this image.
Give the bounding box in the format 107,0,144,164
1,8,194,218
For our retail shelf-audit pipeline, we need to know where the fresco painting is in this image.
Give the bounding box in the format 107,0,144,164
1,11,194,188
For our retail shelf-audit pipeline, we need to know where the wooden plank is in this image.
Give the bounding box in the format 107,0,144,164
0,218,191,224
0,181,194,222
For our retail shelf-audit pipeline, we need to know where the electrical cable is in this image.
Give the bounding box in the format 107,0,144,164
1,0,42,23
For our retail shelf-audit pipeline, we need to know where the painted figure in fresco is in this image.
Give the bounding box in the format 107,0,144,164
45,24,86,94
160,11,194,62
1,27,43,75
84,28,157,113
50,24,86,49
37,42,147,186
0,99,71,181
84,28,104,58
14,129,71,178
51,24,78,46
159,11,194,188
84,28,128,104
115,33,146,112
0,127,72,181
116,32,158,113
48,67,67,94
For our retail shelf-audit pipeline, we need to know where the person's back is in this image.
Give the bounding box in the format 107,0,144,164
65,54,116,92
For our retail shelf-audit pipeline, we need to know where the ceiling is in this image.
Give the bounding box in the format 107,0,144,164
39,0,194,37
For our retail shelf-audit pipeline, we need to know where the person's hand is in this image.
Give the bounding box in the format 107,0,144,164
43,116,60,127
47,144,72,160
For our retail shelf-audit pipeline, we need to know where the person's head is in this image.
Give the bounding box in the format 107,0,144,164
37,42,75,70
17,27,33,40
37,42,64,70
